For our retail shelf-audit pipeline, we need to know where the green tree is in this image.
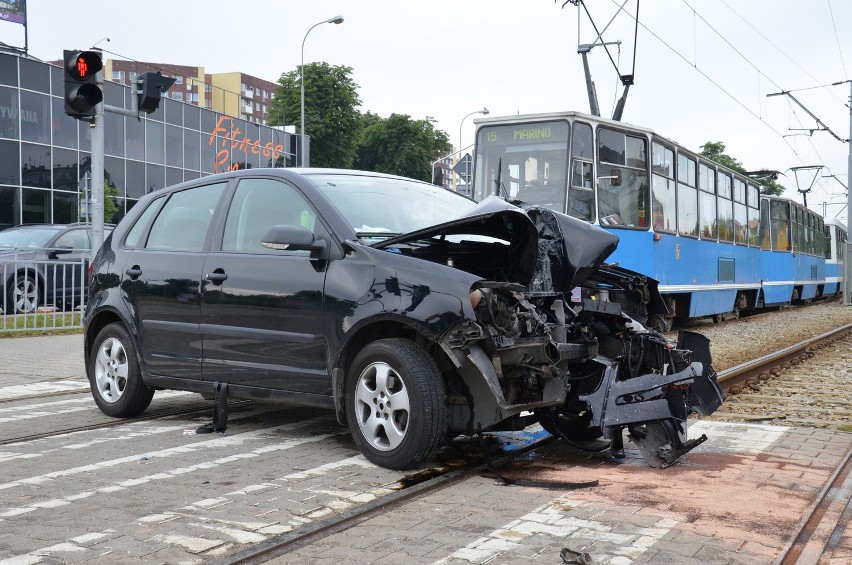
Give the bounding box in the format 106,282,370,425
268,62,361,168
103,181,120,224
353,113,452,182
699,141,784,196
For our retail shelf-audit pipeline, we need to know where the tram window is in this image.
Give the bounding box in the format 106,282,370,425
734,179,746,204
818,218,825,256
597,128,649,229
652,142,674,176
677,185,698,237
792,213,802,254
569,161,595,222
770,200,791,251
747,204,760,246
598,129,625,165
651,142,675,233
572,122,593,159
747,184,760,207
718,174,732,199
473,121,570,209
759,201,771,250
652,174,676,234
698,164,717,240
700,191,717,239
717,173,734,243
699,163,715,194
677,153,696,186
734,202,747,244
677,154,698,238
568,123,595,222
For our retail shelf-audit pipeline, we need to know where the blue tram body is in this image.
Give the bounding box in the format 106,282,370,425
471,111,846,329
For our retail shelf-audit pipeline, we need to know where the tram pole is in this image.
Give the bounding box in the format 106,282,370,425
845,81,851,306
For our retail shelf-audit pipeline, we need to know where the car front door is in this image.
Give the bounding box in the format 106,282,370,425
200,177,330,393
47,227,90,309
120,182,227,379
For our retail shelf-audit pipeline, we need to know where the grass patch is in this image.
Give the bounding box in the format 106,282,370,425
838,424,852,433
0,312,83,337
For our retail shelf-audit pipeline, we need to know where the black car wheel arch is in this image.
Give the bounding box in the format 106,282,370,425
88,322,155,418
345,338,448,470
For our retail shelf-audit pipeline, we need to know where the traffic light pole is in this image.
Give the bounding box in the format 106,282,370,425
89,67,105,260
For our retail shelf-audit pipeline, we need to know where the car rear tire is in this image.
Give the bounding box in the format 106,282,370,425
345,338,447,470
88,322,154,418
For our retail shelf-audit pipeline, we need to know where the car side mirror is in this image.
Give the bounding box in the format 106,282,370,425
48,244,74,259
261,224,327,253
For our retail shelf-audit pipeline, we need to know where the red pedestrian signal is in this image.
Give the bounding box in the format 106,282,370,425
77,57,89,79
63,49,103,119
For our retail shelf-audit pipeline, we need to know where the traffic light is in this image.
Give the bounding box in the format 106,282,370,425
137,72,176,113
63,50,103,119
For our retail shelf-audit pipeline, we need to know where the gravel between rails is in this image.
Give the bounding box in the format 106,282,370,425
666,297,852,432
664,297,852,371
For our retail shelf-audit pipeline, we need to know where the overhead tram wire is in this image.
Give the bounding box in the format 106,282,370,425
717,0,847,105
679,0,830,168
602,0,785,138
826,0,848,80
602,0,827,177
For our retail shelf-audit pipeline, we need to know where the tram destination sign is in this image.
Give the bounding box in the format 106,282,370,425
481,121,570,146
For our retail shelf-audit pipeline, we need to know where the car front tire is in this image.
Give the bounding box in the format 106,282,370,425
8,273,39,314
88,322,154,418
345,338,447,470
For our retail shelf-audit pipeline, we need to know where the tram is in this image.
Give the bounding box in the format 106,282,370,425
471,111,846,331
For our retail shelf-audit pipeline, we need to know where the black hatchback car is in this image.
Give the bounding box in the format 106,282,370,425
84,168,723,470
1,223,110,315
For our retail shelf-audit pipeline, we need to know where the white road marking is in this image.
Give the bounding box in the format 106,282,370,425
689,420,787,454
432,496,677,565
0,380,89,401
0,421,339,519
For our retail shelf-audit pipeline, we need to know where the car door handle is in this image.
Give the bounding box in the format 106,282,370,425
125,266,142,279
204,271,228,284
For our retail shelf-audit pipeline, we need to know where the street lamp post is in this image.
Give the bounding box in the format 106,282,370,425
457,107,489,191
300,15,344,167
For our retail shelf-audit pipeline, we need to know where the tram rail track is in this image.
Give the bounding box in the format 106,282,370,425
0,398,251,447
214,433,560,565
716,322,852,395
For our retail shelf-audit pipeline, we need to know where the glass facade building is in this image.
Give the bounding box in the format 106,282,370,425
0,51,297,231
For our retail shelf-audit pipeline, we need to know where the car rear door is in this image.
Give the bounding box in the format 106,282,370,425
200,176,330,393
120,182,227,379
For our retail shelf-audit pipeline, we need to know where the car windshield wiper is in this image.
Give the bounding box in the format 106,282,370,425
356,231,402,240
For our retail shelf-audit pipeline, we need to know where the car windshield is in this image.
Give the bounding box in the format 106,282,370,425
0,226,62,249
308,174,477,237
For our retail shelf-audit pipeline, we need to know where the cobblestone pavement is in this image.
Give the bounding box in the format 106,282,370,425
0,334,850,564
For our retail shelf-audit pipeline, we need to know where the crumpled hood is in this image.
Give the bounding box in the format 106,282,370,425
373,196,620,293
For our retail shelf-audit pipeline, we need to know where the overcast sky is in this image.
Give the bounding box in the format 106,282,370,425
3,0,850,222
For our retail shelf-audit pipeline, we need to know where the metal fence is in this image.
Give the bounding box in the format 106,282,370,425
0,250,88,333
844,242,852,307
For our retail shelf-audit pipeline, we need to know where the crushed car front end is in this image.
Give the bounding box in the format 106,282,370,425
364,197,724,467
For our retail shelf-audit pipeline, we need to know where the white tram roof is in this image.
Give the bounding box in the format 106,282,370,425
825,218,847,231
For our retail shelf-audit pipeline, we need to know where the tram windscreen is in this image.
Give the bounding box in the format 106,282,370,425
473,121,570,212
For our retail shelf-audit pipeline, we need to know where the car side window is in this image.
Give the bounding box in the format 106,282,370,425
124,198,163,248
222,178,317,255
146,183,226,251
53,229,90,251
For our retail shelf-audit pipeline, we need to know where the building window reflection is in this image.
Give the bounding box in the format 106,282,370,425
0,51,296,227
